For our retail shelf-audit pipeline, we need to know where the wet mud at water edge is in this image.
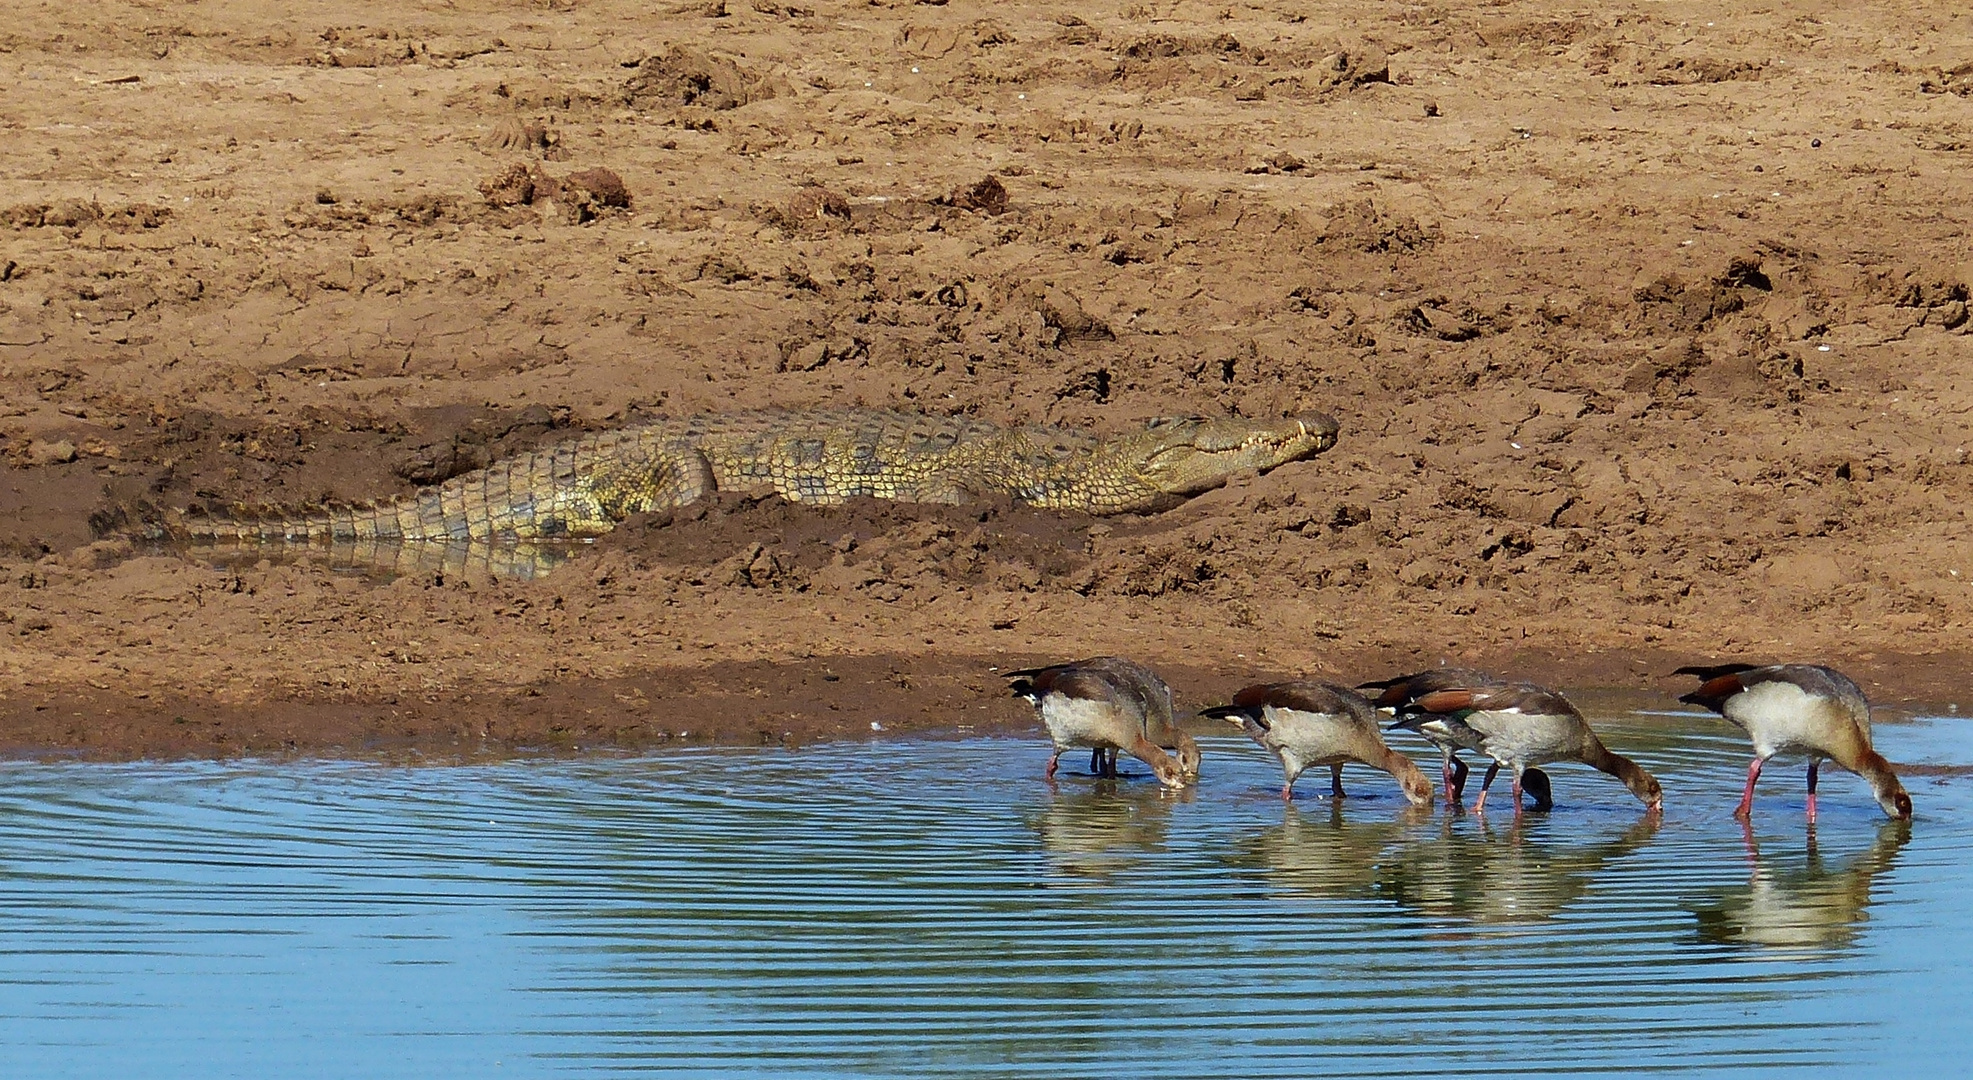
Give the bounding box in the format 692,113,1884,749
4,0,1973,743
4,707,1973,1076
5,648,1973,761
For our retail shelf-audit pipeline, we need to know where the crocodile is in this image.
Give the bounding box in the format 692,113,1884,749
162,408,1338,577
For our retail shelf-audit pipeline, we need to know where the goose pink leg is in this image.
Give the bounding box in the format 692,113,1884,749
1735,757,1765,819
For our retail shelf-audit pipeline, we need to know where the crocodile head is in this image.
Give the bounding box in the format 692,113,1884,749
1126,413,1339,501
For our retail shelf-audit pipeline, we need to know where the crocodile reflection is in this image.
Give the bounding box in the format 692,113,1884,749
1372,814,1663,925
1032,781,1193,880
1689,819,1911,951
177,537,580,581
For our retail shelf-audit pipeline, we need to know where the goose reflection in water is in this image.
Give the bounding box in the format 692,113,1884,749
1031,781,1194,880
1372,814,1663,926
1222,802,1434,902
1690,819,1911,951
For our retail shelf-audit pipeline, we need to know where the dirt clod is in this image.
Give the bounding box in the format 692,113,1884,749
947,175,1009,214
785,183,853,224
479,163,540,207
563,168,631,209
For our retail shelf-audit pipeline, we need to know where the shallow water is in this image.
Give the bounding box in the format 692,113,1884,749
2,706,1968,1077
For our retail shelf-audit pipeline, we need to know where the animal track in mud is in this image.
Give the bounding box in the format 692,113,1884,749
1645,56,1767,85
309,27,417,69
478,117,563,157
1108,33,1390,97
3,202,171,231
896,20,1014,58
1630,255,1776,336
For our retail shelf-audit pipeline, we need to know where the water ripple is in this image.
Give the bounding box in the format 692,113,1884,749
0,709,1968,1076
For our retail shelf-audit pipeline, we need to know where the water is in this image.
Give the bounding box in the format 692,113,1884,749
2,705,1969,1077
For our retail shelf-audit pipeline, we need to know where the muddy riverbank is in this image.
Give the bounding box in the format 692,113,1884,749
3,1,1970,756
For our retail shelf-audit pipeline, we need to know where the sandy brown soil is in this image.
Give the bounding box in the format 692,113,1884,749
2,1,1971,758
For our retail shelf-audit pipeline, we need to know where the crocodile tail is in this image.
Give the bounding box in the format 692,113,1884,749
90,501,145,541
94,499,203,545
168,501,410,545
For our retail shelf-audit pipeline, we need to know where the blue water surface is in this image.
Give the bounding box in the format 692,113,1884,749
1,705,1968,1077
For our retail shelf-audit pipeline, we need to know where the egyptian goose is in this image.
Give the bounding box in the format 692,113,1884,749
1070,657,1199,782
1358,668,1551,810
1675,663,1911,822
1391,680,1662,814
1202,680,1433,804
1006,657,1188,788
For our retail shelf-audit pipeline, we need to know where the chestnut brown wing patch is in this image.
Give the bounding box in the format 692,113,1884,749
1009,666,1121,703
1412,688,1479,713
1678,672,1748,711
